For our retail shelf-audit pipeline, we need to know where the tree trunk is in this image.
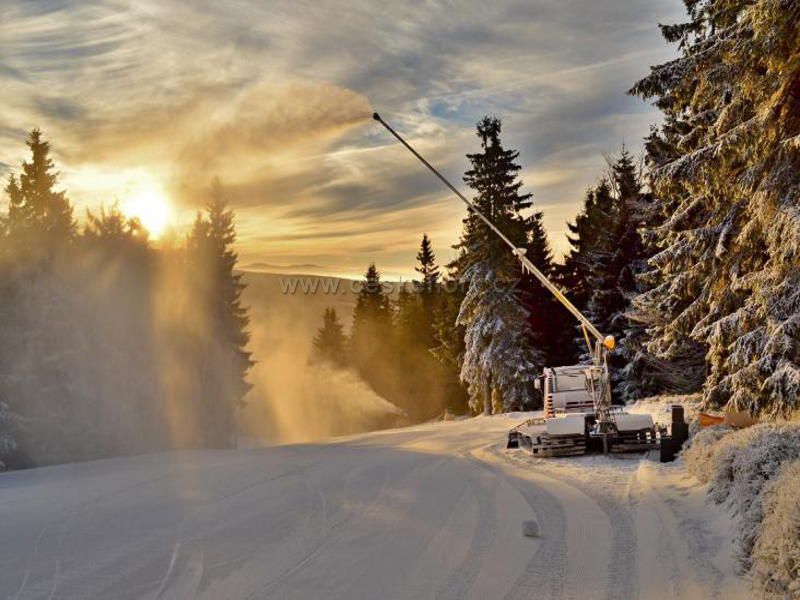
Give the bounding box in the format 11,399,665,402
483,376,492,415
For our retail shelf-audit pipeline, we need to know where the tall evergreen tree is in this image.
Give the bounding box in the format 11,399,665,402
431,268,470,414
207,180,253,440
560,181,617,360
0,130,79,464
413,233,440,347
350,263,394,398
630,0,800,415
415,234,440,292
559,151,681,399
606,149,681,399
519,199,571,368
453,117,542,414
5,129,75,255
186,180,253,446
312,307,347,366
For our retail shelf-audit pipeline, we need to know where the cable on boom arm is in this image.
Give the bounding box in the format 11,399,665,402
372,112,614,358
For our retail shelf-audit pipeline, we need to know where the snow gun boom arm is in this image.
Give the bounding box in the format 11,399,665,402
372,112,615,360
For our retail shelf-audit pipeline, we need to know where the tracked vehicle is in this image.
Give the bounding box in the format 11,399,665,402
373,112,659,457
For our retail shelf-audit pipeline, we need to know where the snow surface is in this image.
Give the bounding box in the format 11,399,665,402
0,415,746,599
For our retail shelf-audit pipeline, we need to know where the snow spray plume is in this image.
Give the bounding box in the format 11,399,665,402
239,273,403,445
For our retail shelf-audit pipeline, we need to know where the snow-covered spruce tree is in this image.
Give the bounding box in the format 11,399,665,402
453,117,542,414
599,150,670,400
629,0,800,416
431,264,471,414
458,262,541,413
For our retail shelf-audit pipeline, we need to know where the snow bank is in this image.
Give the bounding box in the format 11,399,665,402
726,424,800,570
752,459,800,599
683,424,734,483
684,422,800,575
626,393,702,427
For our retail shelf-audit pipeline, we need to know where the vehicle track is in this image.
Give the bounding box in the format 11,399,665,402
519,455,639,600
465,449,570,600
1,421,748,600
242,453,443,599
436,469,497,600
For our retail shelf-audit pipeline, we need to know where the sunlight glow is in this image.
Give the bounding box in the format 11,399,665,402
122,179,173,238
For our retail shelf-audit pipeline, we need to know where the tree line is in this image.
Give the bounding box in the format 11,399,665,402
313,0,800,419
311,119,647,418
312,236,469,422
0,130,252,468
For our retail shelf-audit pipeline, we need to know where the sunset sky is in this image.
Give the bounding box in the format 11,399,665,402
1,0,683,279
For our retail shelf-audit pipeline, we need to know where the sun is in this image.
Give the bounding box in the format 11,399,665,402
122,179,173,238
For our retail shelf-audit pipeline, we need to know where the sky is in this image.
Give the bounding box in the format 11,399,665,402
0,0,685,279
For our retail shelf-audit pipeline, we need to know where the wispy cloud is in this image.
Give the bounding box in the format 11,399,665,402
0,0,684,276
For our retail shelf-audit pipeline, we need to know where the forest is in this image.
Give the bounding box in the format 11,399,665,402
312,0,800,423
0,131,251,468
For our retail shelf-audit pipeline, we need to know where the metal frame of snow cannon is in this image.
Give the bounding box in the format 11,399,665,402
372,112,658,456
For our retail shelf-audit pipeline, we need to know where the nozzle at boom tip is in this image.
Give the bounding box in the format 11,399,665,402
372,112,381,121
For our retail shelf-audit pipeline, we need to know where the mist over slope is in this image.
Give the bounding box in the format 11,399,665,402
240,271,405,444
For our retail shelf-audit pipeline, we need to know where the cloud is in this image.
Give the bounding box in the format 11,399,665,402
0,0,686,274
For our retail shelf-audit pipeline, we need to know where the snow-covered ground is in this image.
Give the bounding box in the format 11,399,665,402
0,415,746,600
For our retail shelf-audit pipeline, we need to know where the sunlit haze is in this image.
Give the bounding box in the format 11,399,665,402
121,177,173,239
1,1,684,277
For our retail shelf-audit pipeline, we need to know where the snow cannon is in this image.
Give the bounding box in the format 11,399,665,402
373,111,659,457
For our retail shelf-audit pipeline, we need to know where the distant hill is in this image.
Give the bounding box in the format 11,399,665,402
242,262,330,274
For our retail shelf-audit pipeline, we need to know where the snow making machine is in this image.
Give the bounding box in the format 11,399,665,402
373,112,659,457
507,365,659,456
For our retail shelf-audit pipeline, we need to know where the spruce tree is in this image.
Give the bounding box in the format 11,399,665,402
312,307,347,366
0,130,79,463
630,0,800,415
413,233,440,347
351,263,392,342
559,151,682,400
5,129,75,255
558,181,618,364
453,117,542,413
185,180,253,446
207,180,253,441
559,188,595,322
350,263,394,397
519,203,570,368
431,269,470,414
415,234,440,293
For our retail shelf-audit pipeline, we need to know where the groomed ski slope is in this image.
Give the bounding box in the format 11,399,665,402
1,415,746,600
